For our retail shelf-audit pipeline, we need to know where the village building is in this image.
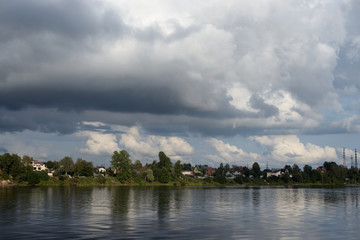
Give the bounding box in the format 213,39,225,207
31,160,48,172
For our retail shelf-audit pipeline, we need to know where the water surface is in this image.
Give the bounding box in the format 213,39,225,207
1,186,359,239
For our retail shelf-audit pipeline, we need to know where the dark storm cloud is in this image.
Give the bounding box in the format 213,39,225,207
0,0,356,138
0,78,245,118
0,108,79,134
0,0,123,39
0,0,245,130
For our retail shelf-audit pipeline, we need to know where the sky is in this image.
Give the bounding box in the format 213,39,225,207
1,0,360,168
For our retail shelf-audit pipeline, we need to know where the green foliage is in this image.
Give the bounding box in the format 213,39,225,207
243,166,250,178
22,155,34,172
291,164,303,183
154,167,170,183
183,163,192,171
111,150,132,183
234,175,243,184
74,158,94,177
158,151,172,171
97,174,106,184
214,174,227,184
37,171,50,181
133,160,143,175
251,162,261,178
60,157,75,175
174,160,183,178
213,163,227,184
6,149,360,186
145,169,155,182
26,171,40,185
46,160,60,170
0,153,26,179
59,175,68,181
282,172,290,183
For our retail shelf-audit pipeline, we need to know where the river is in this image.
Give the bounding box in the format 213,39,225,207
1,186,359,239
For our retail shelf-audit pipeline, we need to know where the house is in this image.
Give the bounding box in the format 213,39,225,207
95,166,106,173
206,167,215,176
31,160,48,172
266,168,291,178
225,171,235,179
266,169,283,178
181,170,194,177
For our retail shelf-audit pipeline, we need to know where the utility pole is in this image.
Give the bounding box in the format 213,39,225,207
343,148,346,167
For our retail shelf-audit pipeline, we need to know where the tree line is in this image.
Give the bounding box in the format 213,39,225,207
1,150,360,185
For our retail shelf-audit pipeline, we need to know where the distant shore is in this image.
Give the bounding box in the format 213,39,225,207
0,177,354,188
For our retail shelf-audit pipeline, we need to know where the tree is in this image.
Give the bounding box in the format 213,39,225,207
154,167,170,183
183,163,192,171
74,158,94,177
214,163,227,184
284,165,292,173
282,172,290,183
22,155,34,172
97,174,106,184
0,153,25,179
158,151,172,171
46,160,60,170
174,160,183,178
26,171,40,185
145,169,154,182
243,166,250,178
111,150,132,183
303,165,312,182
133,160,143,173
252,162,261,178
60,157,74,175
9,154,25,179
292,164,303,182
234,175,243,184
224,164,230,174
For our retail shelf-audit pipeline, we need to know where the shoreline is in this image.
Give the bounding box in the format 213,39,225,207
1,179,358,188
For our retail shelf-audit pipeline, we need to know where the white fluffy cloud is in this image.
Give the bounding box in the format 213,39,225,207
77,122,194,161
206,138,260,165
250,135,338,165
119,126,194,161
77,131,119,156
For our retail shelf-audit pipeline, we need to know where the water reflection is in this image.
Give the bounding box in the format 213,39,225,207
1,186,360,239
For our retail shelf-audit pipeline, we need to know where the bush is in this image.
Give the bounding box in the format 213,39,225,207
214,175,227,184
234,175,243,184
59,175,68,181
97,174,106,184
26,171,40,185
38,171,50,181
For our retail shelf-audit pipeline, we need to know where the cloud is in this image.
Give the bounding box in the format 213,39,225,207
331,116,360,133
0,0,357,141
206,138,260,165
250,135,338,165
76,122,194,162
119,126,194,161
0,131,65,160
0,146,8,153
77,131,119,156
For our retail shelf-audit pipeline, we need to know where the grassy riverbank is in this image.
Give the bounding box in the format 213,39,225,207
1,176,353,188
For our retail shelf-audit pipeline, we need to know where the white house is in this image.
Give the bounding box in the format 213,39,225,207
181,170,194,177
31,160,48,172
266,169,290,178
96,167,106,173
